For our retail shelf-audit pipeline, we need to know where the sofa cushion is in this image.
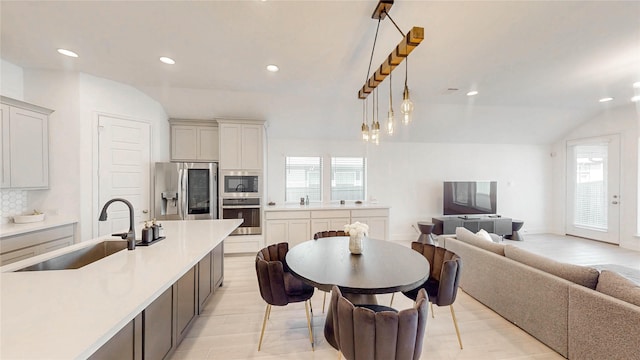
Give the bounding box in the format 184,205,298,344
504,245,599,289
595,270,640,307
455,227,505,256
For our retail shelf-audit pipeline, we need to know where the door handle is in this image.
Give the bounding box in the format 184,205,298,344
142,209,149,214
612,201,619,205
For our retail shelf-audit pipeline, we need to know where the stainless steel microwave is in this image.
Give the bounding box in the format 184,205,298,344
220,171,261,198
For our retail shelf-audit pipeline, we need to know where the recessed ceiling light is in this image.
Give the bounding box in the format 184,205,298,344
599,97,614,103
631,95,640,102
57,48,78,58
159,57,176,65
266,64,279,72
633,82,640,89
466,90,478,96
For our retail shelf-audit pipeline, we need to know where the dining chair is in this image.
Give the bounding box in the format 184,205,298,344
330,285,429,360
401,242,464,349
255,242,315,351
313,230,348,313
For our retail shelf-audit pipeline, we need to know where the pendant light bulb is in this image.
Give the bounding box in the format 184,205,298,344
387,109,395,135
400,84,414,125
361,99,369,142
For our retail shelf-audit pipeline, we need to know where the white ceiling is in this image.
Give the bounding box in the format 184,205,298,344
1,1,639,144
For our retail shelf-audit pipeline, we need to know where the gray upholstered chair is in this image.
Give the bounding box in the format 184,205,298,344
255,242,315,351
402,242,463,349
330,285,429,360
313,230,348,312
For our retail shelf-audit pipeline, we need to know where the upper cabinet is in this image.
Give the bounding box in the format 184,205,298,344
170,119,219,162
218,120,265,170
1,96,53,189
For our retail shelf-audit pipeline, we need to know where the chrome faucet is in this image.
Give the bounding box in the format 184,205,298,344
99,198,136,250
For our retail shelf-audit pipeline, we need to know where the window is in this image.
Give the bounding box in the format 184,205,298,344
331,157,366,201
285,156,322,202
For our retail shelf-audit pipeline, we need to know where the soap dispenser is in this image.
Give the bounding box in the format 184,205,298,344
151,218,159,240
141,221,152,244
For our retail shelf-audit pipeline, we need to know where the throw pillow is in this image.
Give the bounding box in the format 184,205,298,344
596,270,640,307
476,229,493,242
455,227,505,255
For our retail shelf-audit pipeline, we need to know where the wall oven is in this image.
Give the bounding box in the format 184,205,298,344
221,171,261,198
221,198,261,235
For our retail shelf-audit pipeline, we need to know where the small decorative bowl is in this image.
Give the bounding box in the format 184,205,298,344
13,213,45,224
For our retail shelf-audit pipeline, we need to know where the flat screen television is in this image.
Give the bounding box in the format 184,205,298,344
443,181,497,216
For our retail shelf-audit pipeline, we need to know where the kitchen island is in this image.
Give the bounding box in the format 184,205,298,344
0,219,241,359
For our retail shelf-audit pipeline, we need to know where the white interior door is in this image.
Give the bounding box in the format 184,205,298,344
97,115,151,237
566,135,620,244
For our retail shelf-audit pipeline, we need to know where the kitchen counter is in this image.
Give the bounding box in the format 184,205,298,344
0,219,241,359
264,203,390,211
0,214,78,238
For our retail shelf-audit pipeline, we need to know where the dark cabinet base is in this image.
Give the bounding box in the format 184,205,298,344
89,241,224,360
433,216,512,236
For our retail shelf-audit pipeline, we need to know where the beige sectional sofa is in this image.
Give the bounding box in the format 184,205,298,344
442,228,640,359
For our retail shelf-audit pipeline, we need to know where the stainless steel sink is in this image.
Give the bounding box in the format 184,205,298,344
16,241,128,271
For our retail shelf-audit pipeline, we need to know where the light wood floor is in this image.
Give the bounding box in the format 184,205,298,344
169,234,640,359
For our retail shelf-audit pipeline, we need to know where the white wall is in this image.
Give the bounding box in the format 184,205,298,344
267,138,553,240
0,59,24,99
18,68,169,241
551,104,639,250
0,59,26,222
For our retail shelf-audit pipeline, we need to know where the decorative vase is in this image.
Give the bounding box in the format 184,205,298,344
349,233,365,255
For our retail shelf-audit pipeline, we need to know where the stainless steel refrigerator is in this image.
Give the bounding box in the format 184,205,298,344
153,162,218,220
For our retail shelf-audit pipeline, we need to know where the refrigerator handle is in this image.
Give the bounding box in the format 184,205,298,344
178,167,186,219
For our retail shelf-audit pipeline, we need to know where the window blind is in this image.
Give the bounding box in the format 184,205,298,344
285,156,322,202
331,157,366,201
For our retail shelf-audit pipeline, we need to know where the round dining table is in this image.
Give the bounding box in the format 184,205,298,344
285,236,430,347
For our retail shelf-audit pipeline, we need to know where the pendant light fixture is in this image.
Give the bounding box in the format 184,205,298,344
362,99,370,141
400,58,414,124
356,1,423,142
387,70,395,135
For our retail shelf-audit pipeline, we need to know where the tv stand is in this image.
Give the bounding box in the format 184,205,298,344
432,216,512,236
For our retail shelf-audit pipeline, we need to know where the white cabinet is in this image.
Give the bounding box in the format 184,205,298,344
265,211,311,247
218,120,264,170
0,224,75,266
310,210,351,236
351,208,389,241
265,207,390,245
170,120,219,162
0,96,53,189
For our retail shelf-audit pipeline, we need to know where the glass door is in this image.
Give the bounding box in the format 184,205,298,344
187,169,210,214
566,135,620,243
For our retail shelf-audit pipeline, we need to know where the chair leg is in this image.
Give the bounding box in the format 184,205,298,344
430,302,434,318
305,300,315,351
450,305,463,349
389,293,395,307
258,304,271,351
267,303,272,319
322,291,326,313
338,351,342,359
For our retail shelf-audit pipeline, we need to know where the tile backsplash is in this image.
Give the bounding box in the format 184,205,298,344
1,190,28,224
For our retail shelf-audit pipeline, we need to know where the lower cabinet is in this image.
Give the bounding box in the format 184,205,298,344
88,241,224,360
144,287,174,360
88,314,143,360
176,267,197,343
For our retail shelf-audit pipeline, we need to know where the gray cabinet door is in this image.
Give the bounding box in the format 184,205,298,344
198,252,213,313
176,266,197,342
89,314,142,360
212,242,224,289
144,287,174,360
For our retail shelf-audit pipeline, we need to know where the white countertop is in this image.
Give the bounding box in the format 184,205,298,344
0,219,242,359
0,214,78,238
264,203,390,211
